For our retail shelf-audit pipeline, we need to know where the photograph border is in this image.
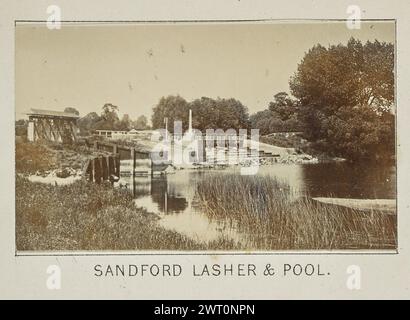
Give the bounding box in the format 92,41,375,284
13,18,399,257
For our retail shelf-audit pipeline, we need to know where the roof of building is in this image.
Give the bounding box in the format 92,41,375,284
95,129,128,132
27,108,79,119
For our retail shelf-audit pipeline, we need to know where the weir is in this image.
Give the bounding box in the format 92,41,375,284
82,140,156,184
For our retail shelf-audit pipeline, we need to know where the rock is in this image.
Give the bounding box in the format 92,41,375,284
55,168,71,178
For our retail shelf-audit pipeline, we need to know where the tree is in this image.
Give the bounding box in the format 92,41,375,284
151,95,251,133
101,103,119,123
289,38,394,161
216,98,250,131
151,95,189,132
250,92,302,135
15,119,28,137
188,97,250,132
64,107,80,116
268,92,297,121
77,112,101,136
118,114,131,130
134,115,149,130
93,103,121,131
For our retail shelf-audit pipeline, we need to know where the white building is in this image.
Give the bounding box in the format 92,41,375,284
94,129,148,140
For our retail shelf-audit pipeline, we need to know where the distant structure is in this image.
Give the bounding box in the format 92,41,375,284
95,129,129,139
182,108,200,164
265,131,303,138
26,108,79,143
94,129,153,140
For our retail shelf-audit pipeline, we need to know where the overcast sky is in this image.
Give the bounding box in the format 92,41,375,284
15,21,395,122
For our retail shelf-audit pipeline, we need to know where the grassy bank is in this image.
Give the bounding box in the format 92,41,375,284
15,141,240,251
15,141,58,173
16,176,208,251
196,174,397,250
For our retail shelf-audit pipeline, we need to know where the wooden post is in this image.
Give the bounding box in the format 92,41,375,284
112,144,117,179
99,157,104,181
131,147,136,197
101,156,108,181
112,156,116,177
131,148,135,181
92,158,96,183
108,156,113,178
116,155,120,177
81,159,90,178
106,156,110,179
89,159,94,182
93,158,101,184
98,157,102,183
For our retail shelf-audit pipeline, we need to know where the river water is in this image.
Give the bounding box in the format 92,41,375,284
125,162,396,244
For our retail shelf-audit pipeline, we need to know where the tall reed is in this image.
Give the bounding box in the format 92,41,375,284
196,174,396,250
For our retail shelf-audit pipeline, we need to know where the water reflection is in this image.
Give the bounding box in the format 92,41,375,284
125,162,396,244
301,162,396,199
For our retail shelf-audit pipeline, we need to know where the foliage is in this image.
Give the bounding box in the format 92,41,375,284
15,141,57,173
15,119,28,137
118,114,131,131
77,112,102,135
134,115,150,130
101,103,119,122
92,103,121,131
289,38,395,161
151,95,250,133
269,92,296,120
151,95,190,132
189,97,250,132
15,140,112,174
250,92,302,135
64,107,80,116
77,104,151,135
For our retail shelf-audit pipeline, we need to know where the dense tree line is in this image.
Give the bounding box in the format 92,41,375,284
290,38,395,161
151,96,190,132
151,95,250,133
76,104,150,135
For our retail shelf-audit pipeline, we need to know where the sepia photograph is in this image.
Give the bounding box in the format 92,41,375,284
15,20,396,252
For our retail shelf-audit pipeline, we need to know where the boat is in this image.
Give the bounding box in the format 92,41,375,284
312,197,396,214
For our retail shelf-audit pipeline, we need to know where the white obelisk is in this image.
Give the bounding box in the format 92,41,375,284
188,109,192,135
164,117,168,141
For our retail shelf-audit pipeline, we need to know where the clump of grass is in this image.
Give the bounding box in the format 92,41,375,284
16,176,202,251
196,174,396,250
15,141,58,174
